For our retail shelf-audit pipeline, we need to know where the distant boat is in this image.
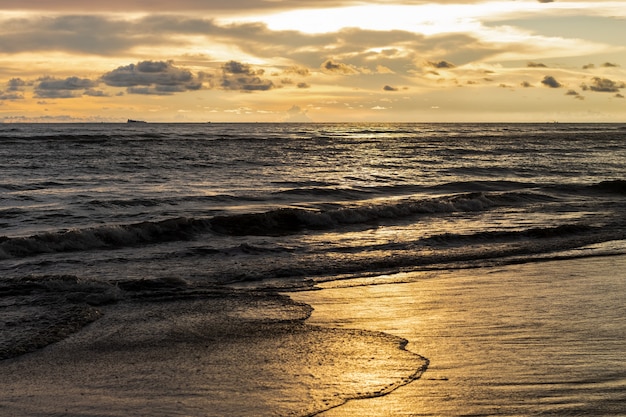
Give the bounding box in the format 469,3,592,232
127,119,147,123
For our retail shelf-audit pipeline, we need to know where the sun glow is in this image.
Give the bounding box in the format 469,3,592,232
231,1,626,37
244,5,481,35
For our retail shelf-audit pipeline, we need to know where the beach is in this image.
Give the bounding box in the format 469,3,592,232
2,255,624,416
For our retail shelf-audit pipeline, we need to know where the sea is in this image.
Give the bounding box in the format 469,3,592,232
1,122,626,415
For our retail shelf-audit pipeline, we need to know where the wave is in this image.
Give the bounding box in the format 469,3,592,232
0,191,534,259
209,191,550,235
0,218,208,259
421,224,600,245
588,180,626,195
541,180,626,196
2,179,624,259
269,180,543,203
81,193,255,209
0,133,116,143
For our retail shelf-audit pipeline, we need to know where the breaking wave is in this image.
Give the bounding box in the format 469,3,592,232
0,190,553,259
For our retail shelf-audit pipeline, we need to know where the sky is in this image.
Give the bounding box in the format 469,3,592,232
0,0,625,122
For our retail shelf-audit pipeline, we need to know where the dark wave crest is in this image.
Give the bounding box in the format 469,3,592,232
209,191,550,236
589,180,626,195
0,218,208,259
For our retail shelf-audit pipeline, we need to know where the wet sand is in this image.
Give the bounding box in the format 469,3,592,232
290,255,626,416
0,291,427,417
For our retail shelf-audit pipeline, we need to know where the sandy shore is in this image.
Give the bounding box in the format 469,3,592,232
290,255,626,416
2,255,625,416
0,290,427,417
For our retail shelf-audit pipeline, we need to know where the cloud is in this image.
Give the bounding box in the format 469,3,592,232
0,0,355,12
520,81,533,88
283,66,310,76
584,62,620,70
383,85,399,91
37,76,97,90
283,105,312,122
0,91,24,100
102,60,203,95
7,78,27,91
0,15,149,55
321,59,359,74
537,0,555,3
1,78,27,101
565,89,584,100
541,75,561,88
615,93,624,99
221,60,275,91
428,61,456,69
580,77,625,93
83,88,109,97
527,62,547,68
222,60,262,76
34,76,99,98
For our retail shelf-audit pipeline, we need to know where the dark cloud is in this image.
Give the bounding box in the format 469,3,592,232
583,62,620,70
280,78,310,89
83,88,109,97
383,85,399,91
527,62,547,68
538,0,555,3
0,78,27,101
37,76,97,90
428,60,455,69
0,15,148,55
321,59,359,74
223,60,263,75
221,60,274,91
616,93,624,99
284,66,310,77
581,77,625,93
541,75,561,88
101,61,203,95
0,91,24,100
7,78,27,91
520,81,533,88
34,76,99,98
565,89,584,100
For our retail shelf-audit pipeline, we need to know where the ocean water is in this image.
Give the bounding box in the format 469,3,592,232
1,122,626,415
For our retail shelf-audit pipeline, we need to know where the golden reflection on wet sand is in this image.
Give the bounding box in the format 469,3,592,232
290,255,626,416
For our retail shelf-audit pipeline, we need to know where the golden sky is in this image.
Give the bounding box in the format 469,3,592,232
1,0,625,122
